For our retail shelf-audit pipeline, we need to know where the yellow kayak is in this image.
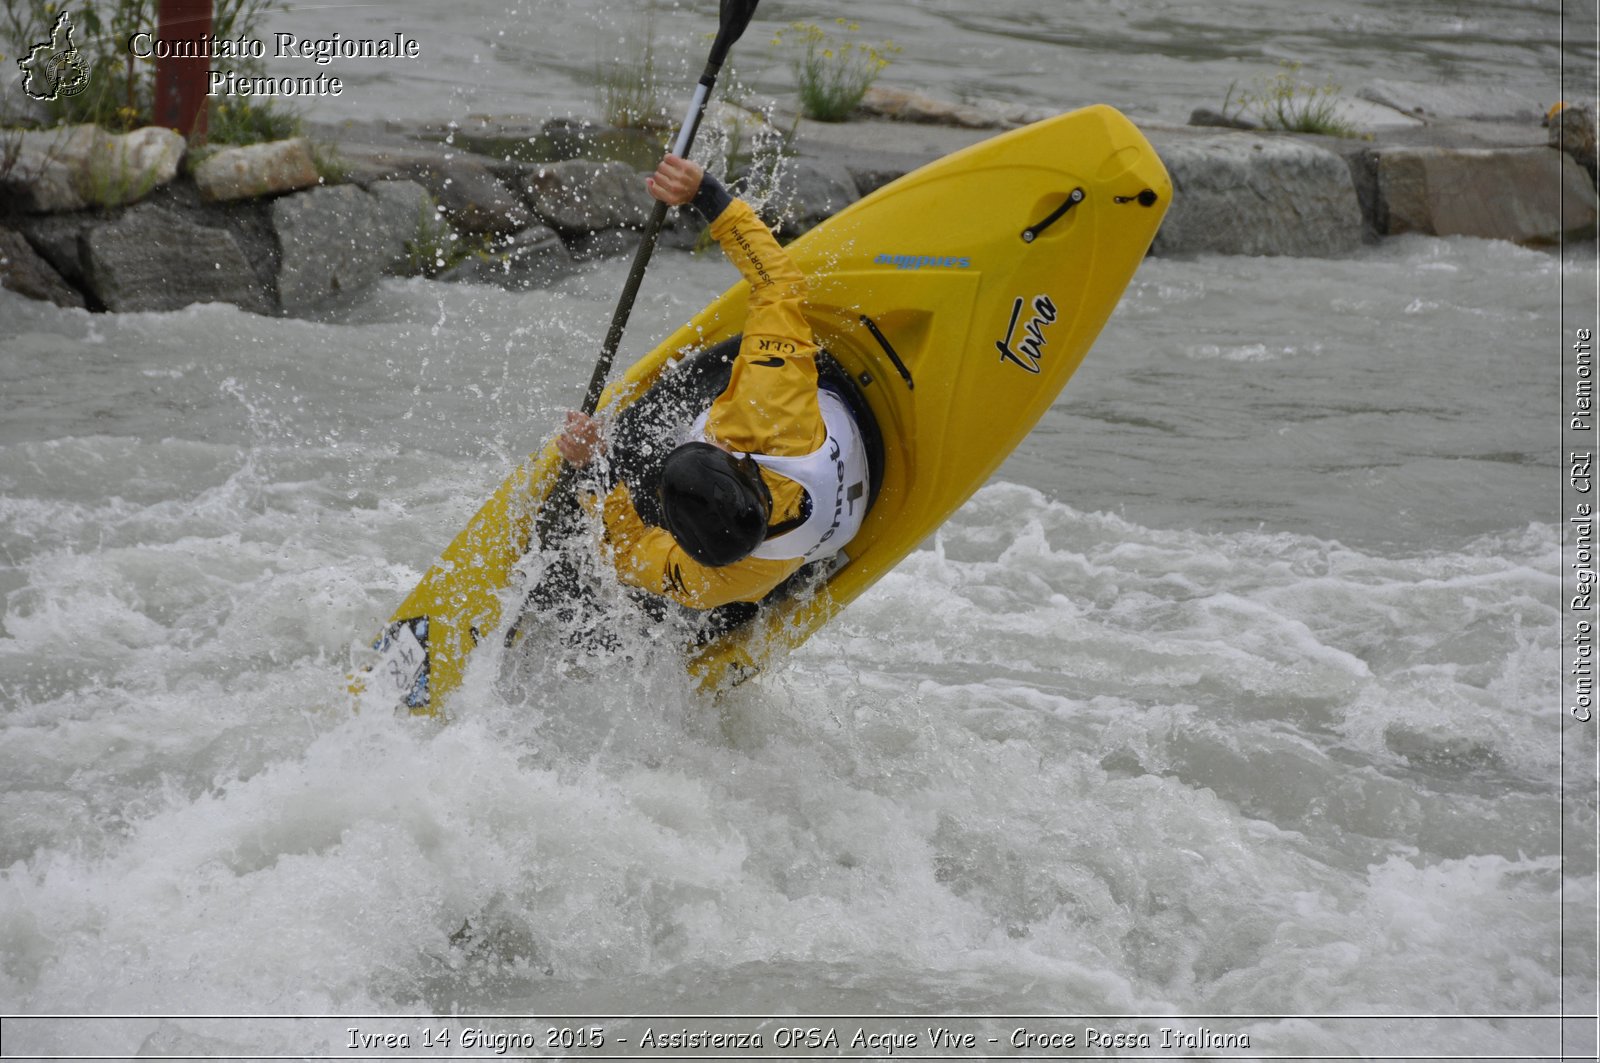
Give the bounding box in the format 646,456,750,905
352,104,1171,716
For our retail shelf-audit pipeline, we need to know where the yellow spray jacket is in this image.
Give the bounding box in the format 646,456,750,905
588,198,825,609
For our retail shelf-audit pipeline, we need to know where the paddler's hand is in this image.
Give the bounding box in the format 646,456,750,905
646,154,703,206
557,411,605,467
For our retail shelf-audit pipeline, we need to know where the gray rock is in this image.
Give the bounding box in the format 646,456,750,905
1189,107,1258,131
1149,133,1364,257
565,227,642,261
520,158,653,234
437,223,576,289
273,184,410,315
756,158,861,235
858,86,1007,129
1374,145,1598,244
1358,79,1542,123
9,213,93,289
846,167,911,197
416,114,665,170
81,205,271,314
1550,104,1598,183
415,157,528,235
193,138,320,202
427,114,550,162
0,226,84,308
1,124,183,213
330,142,528,234
366,179,435,269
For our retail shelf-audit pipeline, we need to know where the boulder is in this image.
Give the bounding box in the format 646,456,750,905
1189,107,1258,131
1550,104,1598,184
273,183,421,315
9,213,93,290
331,142,528,234
756,158,860,235
438,223,576,289
412,157,528,235
1149,133,1363,257
81,205,271,314
0,226,85,308
1374,146,1598,244
1,125,102,212
858,86,1007,129
192,138,320,202
367,179,435,267
564,227,641,260
0,124,183,212
519,159,652,234
1357,79,1542,122
537,115,663,170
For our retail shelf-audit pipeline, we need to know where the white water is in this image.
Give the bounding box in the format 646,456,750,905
2,1,1596,1058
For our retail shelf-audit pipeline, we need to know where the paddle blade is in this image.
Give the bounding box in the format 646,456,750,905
709,0,760,66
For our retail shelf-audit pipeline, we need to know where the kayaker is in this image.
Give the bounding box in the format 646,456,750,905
556,154,871,611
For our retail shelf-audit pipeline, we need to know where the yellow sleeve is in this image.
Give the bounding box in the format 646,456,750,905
702,200,826,458
589,483,805,610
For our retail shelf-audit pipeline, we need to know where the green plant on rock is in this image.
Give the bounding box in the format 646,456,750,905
774,18,898,123
207,96,301,146
404,201,484,279
594,4,667,130
1222,62,1363,138
75,131,161,206
308,141,350,185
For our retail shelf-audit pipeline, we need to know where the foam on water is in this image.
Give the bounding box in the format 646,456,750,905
0,224,1590,1054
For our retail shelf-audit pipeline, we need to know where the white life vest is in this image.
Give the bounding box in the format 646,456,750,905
685,389,870,562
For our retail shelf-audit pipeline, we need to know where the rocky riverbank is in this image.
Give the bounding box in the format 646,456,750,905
2,84,1595,317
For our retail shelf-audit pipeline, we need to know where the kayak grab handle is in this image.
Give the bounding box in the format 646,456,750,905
1021,187,1084,243
859,314,914,390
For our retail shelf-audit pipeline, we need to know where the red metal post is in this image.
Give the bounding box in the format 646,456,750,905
153,0,212,140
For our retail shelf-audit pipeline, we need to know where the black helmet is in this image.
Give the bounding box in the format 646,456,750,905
657,442,772,567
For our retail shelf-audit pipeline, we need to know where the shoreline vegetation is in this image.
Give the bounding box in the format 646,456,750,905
1,2,1596,316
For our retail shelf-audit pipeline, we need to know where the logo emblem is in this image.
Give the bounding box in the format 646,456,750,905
996,294,1058,374
17,11,89,102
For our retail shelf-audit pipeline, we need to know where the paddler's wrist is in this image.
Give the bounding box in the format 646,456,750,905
691,171,734,223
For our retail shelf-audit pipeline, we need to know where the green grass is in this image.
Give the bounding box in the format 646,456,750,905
1223,63,1365,138
207,97,302,146
774,19,899,123
404,200,484,278
594,5,667,131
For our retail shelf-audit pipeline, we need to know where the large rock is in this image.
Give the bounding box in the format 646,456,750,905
858,86,1008,129
0,226,84,308
437,223,576,289
519,158,652,234
1374,146,1598,244
1357,79,1543,122
1,124,184,213
192,138,320,202
333,142,527,235
1550,104,1598,184
1150,133,1363,257
536,116,662,171
367,179,434,262
272,182,425,315
81,205,271,314
9,213,93,290
755,158,860,235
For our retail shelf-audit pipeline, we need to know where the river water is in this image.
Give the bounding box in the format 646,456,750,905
2,1,1597,1059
